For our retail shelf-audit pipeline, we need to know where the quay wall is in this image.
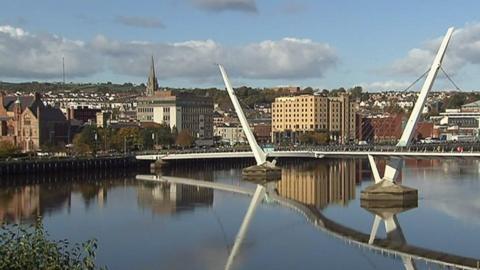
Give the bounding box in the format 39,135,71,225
0,156,145,176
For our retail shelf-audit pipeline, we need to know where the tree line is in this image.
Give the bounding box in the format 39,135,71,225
72,124,195,155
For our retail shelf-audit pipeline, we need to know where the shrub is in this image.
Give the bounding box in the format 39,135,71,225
0,218,105,270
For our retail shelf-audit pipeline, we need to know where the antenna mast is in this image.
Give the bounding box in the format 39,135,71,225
62,57,65,86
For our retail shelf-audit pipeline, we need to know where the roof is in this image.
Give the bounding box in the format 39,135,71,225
2,94,66,122
462,100,480,108
3,96,34,112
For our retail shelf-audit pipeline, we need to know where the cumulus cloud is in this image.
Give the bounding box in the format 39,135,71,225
231,38,337,79
389,22,480,76
190,0,257,13
0,25,337,82
0,25,101,79
115,15,165,29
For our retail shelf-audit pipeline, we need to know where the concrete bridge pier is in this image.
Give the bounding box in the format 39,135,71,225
361,156,418,207
242,163,281,181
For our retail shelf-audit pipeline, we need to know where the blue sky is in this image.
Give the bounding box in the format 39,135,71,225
1,0,480,91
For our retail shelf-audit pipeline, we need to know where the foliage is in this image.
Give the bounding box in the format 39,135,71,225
140,124,174,149
0,219,105,270
109,127,143,152
445,93,467,109
0,141,20,158
72,125,98,155
175,129,194,148
298,132,329,145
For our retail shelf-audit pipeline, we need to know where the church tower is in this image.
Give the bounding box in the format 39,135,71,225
146,56,159,96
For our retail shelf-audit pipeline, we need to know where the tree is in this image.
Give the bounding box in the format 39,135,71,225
298,131,329,145
110,127,143,152
0,219,104,270
140,124,173,150
72,125,98,155
0,141,19,158
446,93,467,109
175,129,194,148
349,86,363,100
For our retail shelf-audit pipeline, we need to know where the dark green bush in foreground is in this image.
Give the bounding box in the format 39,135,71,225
0,219,105,270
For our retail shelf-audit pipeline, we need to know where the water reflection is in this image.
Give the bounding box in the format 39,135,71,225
276,160,362,209
0,170,134,223
2,159,480,269
137,182,213,215
138,159,480,270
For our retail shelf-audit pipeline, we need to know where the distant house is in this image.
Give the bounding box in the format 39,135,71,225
0,92,69,151
461,100,480,113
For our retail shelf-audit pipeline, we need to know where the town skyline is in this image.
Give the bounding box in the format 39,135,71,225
1,1,480,91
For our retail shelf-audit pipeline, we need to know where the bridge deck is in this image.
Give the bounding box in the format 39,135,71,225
136,150,480,161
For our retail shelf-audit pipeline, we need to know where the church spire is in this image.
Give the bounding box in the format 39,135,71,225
146,55,159,96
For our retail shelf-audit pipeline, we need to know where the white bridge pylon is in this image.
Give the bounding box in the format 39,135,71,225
369,27,454,184
218,65,274,167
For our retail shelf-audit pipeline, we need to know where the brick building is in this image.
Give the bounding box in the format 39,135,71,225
0,92,69,151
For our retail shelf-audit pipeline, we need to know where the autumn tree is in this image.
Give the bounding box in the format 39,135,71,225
175,129,194,148
0,140,20,158
72,125,98,155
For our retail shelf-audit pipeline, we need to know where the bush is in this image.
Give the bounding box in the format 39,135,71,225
0,219,105,270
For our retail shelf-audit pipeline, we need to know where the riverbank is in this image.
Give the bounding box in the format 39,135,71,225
0,155,145,176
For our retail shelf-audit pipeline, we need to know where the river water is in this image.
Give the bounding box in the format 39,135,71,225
1,158,479,270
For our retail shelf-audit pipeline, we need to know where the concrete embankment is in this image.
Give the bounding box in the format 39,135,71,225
0,156,145,176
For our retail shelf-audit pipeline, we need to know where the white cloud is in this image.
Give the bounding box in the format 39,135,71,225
190,0,257,13
389,22,480,76
0,25,338,82
0,25,28,38
0,25,101,79
231,38,337,79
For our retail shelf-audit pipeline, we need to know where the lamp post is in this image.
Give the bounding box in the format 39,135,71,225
124,136,127,155
151,132,155,150
94,132,98,153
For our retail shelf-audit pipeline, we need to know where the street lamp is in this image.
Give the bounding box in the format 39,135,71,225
93,132,98,155
152,132,155,150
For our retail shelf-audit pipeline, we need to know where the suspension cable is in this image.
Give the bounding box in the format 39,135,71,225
400,68,431,92
440,66,464,92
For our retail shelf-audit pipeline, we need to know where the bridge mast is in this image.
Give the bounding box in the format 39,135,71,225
383,27,454,183
363,27,455,204
397,27,454,147
218,65,267,165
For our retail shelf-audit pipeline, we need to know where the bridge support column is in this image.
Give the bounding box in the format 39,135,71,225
219,65,281,181
242,163,282,182
361,155,417,207
362,27,454,206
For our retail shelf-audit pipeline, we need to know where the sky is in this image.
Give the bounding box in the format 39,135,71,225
1,0,480,91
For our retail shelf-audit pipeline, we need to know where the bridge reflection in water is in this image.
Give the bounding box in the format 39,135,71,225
137,159,480,270
2,161,479,269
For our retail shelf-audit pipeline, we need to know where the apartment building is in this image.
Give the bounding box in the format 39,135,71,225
271,93,357,144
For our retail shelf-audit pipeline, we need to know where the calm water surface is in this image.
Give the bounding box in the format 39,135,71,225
1,158,479,270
